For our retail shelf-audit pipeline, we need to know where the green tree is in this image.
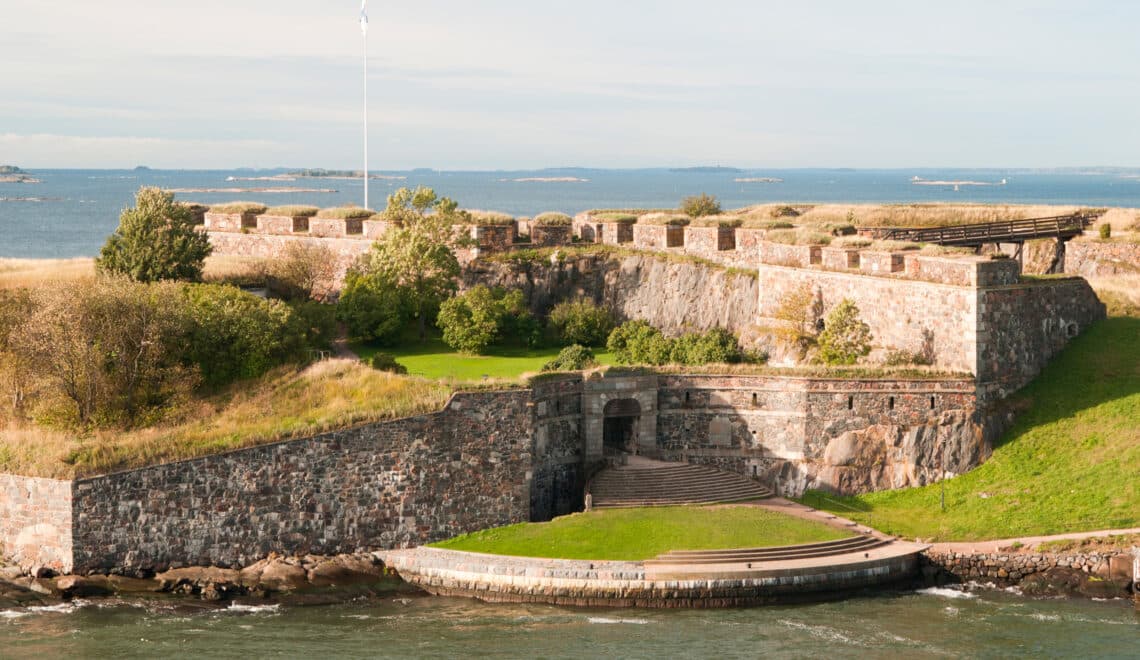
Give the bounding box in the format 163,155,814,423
548,299,615,346
680,193,721,217
360,186,470,339
542,344,596,372
336,270,406,344
607,320,672,365
97,187,212,282
816,299,873,365
774,282,823,358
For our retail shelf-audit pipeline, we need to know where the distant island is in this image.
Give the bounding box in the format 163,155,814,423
507,177,589,183
166,187,338,194
734,177,783,183
287,168,406,180
134,166,151,171
911,176,1007,187
0,165,40,184
669,166,743,173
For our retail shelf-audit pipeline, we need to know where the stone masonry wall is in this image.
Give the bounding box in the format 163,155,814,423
0,475,73,573
530,376,587,521
68,391,533,574
924,548,1136,598
976,278,1106,398
1064,240,1140,277
654,375,985,497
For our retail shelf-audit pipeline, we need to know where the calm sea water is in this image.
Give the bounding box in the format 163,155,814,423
1,586,1136,659
3,168,1140,258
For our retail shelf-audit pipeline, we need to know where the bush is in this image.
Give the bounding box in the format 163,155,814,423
670,327,742,364
268,241,339,301
336,271,406,345
548,299,615,347
182,284,308,388
816,300,873,365
436,286,535,354
680,193,721,217
542,344,596,372
607,321,745,366
771,205,801,218
1099,223,1112,239
368,352,407,374
97,187,213,282
289,301,338,351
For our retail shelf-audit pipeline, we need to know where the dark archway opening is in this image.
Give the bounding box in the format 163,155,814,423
603,398,641,455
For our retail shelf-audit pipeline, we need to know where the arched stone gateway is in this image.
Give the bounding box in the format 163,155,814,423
602,398,641,455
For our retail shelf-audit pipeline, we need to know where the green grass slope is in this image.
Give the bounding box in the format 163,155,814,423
430,505,852,560
808,316,1140,541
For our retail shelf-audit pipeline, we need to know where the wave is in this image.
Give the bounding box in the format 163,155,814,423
917,586,978,600
587,616,650,625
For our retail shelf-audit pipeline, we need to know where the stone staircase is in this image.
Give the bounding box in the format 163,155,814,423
588,458,772,508
646,535,889,567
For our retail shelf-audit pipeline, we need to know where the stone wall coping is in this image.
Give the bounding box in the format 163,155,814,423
64,387,529,484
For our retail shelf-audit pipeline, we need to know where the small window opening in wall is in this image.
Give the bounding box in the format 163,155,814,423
751,392,758,406
1066,322,1079,338
888,396,895,410
847,396,854,410
930,395,936,410
752,465,758,477
815,318,826,333
685,391,691,404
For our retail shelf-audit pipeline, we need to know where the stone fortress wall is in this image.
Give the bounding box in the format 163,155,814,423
2,372,995,575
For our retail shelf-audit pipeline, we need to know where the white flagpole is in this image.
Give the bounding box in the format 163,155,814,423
361,0,369,209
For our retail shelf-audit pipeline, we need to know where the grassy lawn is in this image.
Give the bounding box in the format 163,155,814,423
352,332,614,382
806,315,1140,542
430,505,852,560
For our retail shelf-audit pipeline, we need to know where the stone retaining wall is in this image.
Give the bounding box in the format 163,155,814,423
924,548,1136,598
0,475,72,573
384,546,922,608
1064,240,1140,277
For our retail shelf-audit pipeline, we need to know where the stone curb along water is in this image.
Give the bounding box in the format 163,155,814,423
923,548,1138,600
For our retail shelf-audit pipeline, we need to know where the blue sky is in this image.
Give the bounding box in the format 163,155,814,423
2,0,1138,169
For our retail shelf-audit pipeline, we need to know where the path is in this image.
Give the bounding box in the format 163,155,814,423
929,527,1140,554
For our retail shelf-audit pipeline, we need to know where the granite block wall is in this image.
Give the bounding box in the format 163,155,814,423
0,475,73,573
633,224,684,250
1064,240,1140,277
68,391,534,574
684,226,735,255
530,376,588,521
255,215,308,235
530,224,573,247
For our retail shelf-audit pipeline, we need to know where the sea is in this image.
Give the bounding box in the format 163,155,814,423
3,167,1139,653
3,167,1140,259
1,586,1137,659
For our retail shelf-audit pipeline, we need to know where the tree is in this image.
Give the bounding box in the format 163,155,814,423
773,282,824,358
680,193,721,217
437,286,503,354
816,299,873,365
336,270,406,344
269,241,339,301
97,187,213,282
548,299,615,346
359,186,470,339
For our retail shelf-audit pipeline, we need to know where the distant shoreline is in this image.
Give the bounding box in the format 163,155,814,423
166,187,339,194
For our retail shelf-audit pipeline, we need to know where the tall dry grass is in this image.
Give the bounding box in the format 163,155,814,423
0,360,452,479
0,255,269,289
735,203,1092,229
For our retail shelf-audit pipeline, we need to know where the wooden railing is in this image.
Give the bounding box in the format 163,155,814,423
867,214,1097,246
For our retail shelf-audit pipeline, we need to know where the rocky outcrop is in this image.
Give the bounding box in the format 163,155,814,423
464,252,763,345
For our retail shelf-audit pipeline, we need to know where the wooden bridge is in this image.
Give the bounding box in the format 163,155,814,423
864,213,1098,249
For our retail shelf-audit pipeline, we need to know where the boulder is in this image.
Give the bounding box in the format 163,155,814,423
257,560,309,592
53,575,115,598
307,555,387,588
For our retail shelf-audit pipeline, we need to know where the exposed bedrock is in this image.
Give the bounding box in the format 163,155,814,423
463,253,763,344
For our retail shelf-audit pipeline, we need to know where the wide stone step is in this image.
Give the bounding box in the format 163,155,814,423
648,536,889,565
589,461,773,508
591,486,771,501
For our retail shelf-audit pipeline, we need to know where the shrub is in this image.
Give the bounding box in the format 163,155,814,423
548,299,615,346
264,205,319,217
336,270,406,345
607,320,671,365
1099,223,1112,239
542,344,596,372
289,300,338,351
315,206,375,219
773,283,823,358
532,212,573,226
268,241,339,301
670,327,742,364
209,201,268,215
182,284,308,388
368,352,407,374
816,300,873,365
436,286,536,354
771,205,801,218
680,193,721,217
97,187,213,282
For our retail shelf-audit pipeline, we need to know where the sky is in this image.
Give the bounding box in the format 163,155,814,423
2,0,1139,170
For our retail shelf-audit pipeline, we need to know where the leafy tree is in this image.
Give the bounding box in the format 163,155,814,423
542,344,596,372
496,288,542,348
336,270,406,345
774,282,824,358
670,326,742,364
97,187,212,282
269,241,339,301
436,286,509,354
367,352,407,374
680,193,721,218
359,186,470,339
607,320,672,365
816,299,873,365
548,299,615,346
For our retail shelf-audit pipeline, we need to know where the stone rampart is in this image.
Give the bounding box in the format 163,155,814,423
652,374,985,496
923,548,1136,598
0,475,72,573
1064,240,1140,277
530,375,588,521
65,390,533,574
632,224,684,250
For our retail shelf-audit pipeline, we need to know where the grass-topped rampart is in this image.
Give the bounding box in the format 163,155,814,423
430,505,852,560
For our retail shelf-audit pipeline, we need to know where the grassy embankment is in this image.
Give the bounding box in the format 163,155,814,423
430,505,852,560
0,255,267,290
0,360,451,479
806,312,1140,541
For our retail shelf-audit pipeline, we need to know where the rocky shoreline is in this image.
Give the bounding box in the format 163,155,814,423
0,552,421,610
